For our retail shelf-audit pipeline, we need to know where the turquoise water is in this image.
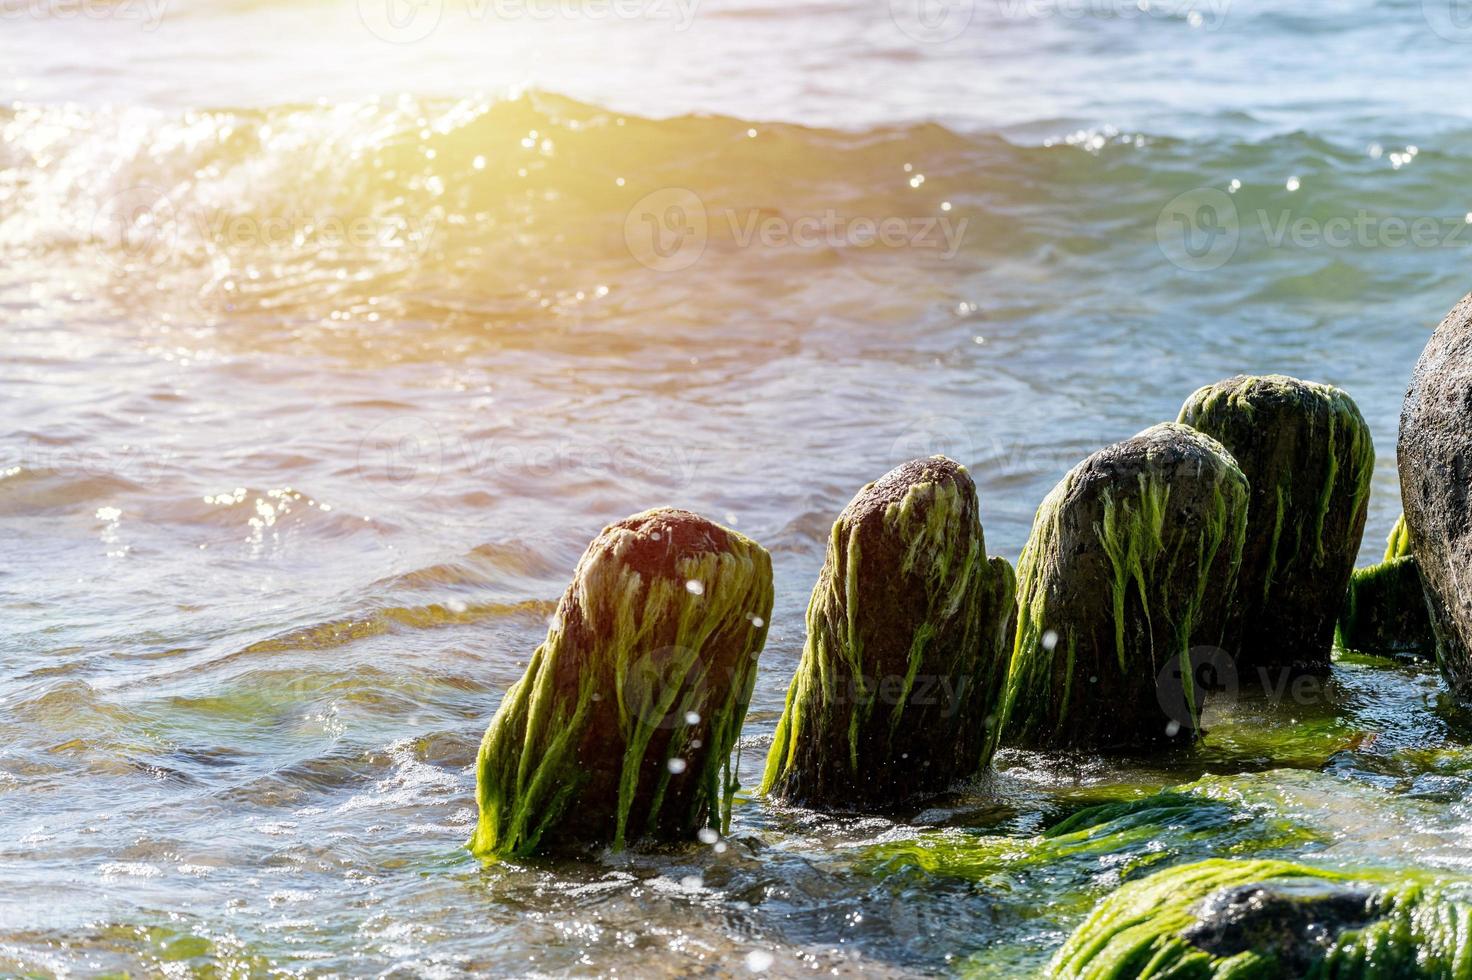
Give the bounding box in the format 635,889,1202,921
4,0,1472,974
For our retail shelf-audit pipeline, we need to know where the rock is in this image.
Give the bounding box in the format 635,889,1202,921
1052,858,1472,979
1400,292,1472,696
1337,515,1436,659
469,508,773,860
760,456,1015,810
862,784,1308,888
1178,374,1374,676
999,422,1249,750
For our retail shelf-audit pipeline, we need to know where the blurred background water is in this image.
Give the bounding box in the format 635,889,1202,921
5,0,1472,974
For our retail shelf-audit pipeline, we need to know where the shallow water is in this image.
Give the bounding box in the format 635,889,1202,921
5,0,1472,975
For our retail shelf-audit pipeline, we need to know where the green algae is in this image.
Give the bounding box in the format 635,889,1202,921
997,423,1249,751
864,781,1320,893
761,457,1015,808
1178,375,1374,672
1337,516,1435,659
470,509,773,860
1385,514,1414,561
1338,556,1435,659
1049,858,1472,979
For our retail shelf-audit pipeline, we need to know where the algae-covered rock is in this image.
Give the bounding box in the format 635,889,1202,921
761,456,1016,809
469,508,773,860
1178,375,1374,676
1052,858,1472,978
1400,292,1472,697
866,784,1318,895
999,423,1249,751
1338,515,1436,659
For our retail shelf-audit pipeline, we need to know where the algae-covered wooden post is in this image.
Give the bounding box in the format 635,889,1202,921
469,508,773,860
761,456,1016,810
1178,374,1374,676
999,423,1249,751
1338,515,1435,658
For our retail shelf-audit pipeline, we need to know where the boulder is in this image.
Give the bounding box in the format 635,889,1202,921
761,456,1015,809
1337,515,1435,659
999,422,1249,750
1053,858,1472,978
1178,374,1374,676
1400,292,1472,695
469,508,773,860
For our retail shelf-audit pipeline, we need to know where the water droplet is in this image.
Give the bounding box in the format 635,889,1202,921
1165,720,1182,737
667,758,687,774
698,827,718,844
684,710,701,725
1042,630,1059,651
686,580,705,596
447,599,468,614
680,874,702,891
746,950,774,973
1285,176,1301,192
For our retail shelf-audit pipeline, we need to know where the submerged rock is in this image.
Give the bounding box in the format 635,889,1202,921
469,508,773,860
1052,858,1472,978
999,422,1249,750
863,783,1317,889
1338,515,1436,659
1401,293,1472,696
761,456,1015,810
1179,374,1374,676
